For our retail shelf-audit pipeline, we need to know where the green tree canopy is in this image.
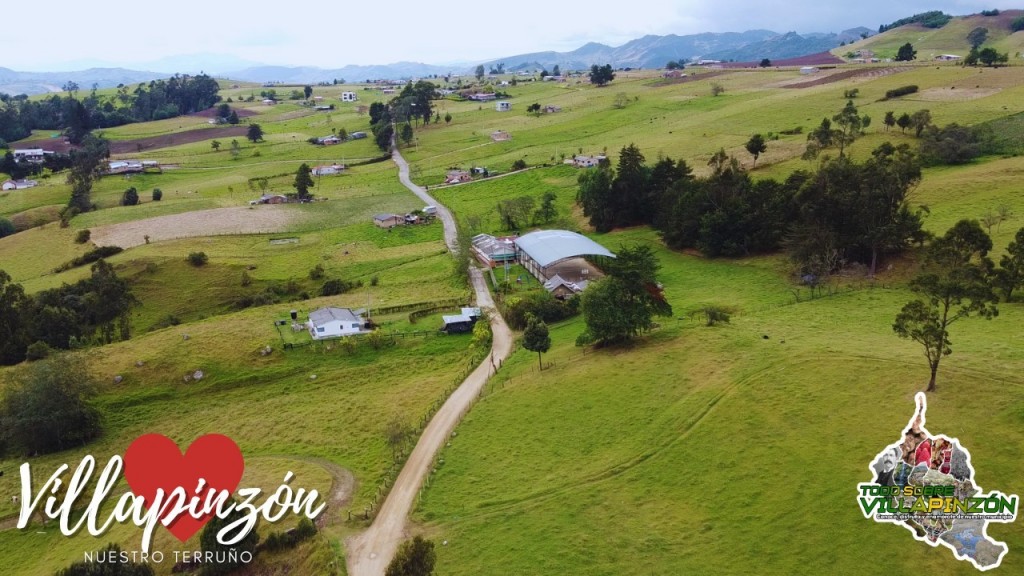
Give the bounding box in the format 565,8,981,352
745,134,767,167
578,244,672,345
522,314,551,370
385,536,436,576
893,220,998,392
589,64,616,87
994,227,1024,301
293,163,315,200
895,42,917,61
246,123,264,142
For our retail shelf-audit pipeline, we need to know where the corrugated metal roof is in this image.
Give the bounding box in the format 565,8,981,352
515,230,615,268
309,307,361,326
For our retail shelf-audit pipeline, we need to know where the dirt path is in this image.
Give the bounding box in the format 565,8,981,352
344,147,514,576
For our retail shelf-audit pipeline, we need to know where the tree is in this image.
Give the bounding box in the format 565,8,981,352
895,42,917,62
759,58,772,67
199,498,259,576
589,64,615,87
121,187,139,206
293,163,314,200
883,111,896,132
152,188,162,201
385,536,436,576
475,65,485,81
832,99,868,157
522,314,551,370
978,47,1009,67
745,134,767,167
994,227,1024,301
527,102,541,116
576,164,615,232
66,134,109,214
710,83,725,96
910,109,932,137
303,85,313,99
0,353,102,455
1013,16,1024,32
0,270,30,365
0,217,15,238
578,245,672,345
444,112,452,125
227,110,239,125
967,27,989,49
56,543,154,576
534,191,558,223
893,220,998,392
552,64,561,77
496,196,535,230
211,139,221,151
896,112,911,134
400,123,414,146
613,92,629,109
246,123,264,142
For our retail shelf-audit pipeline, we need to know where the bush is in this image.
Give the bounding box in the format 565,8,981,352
241,270,252,286
1013,16,1024,32
320,278,361,296
0,354,102,456
511,159,527,170
187,251,209,266
701,306,732,326
919,123,985,165
309,263,325,280
74,229,91,244
152,188,163,201
0,217,16,238
370,274,380,286
53,246,124,272
884,85,918,99
25,341,52,361
503,291,580,330
121,187,139,206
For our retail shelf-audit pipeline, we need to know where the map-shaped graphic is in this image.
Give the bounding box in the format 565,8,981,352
858,392,1018,571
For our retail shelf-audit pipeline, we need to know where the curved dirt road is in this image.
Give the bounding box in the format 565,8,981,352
344,148,513,576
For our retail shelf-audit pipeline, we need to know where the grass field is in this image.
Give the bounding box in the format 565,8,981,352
3,57,1024,575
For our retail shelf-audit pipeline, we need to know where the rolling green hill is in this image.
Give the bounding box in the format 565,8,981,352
834,10,1024,60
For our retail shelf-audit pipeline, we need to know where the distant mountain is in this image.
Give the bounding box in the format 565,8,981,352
705,28,874,62
224,62,457,84
0,67,167,96
477,30,780,71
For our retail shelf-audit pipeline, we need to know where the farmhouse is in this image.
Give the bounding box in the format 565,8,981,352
441,307,482,334
445,170,472,184
312,164,344,176
2,179,38,191
317,135,341,145
107,160,145,174
515,229,614,283
373,213,405,228
543,274,588,299
341,91,358,102
469,93,497,102
568,154,607,168
495,101,512,112
308,307,365,339
12,148,48,163
471,233,517,268
490,130,511,142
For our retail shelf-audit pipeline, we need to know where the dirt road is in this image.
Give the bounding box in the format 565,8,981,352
344,149,513,576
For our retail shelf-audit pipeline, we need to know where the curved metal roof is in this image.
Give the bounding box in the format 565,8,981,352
515,230,615,268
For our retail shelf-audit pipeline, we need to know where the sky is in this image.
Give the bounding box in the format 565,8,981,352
1,0,1010,72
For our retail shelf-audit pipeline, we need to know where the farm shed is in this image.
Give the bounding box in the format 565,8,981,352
374,214,405,228
441,308,482,334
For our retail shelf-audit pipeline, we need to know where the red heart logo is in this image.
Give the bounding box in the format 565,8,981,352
123,434,245,542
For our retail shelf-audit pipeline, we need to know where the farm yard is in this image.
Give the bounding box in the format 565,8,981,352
3,18,1024,574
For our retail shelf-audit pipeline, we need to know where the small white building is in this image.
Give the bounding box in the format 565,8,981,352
2,179,38,191
800,66,819,75
312,164,344,176
341,91,358,102
308,307,364,339
12,148,47,163
495,101,512,112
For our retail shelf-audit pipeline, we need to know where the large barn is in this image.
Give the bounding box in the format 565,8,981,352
514,230,614,283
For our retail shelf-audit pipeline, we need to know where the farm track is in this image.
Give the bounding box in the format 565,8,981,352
344,146,514,576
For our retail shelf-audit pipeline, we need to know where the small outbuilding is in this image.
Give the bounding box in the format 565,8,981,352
495,101,512,112
341,91,358,102
441,307,482,334
373,213,405,228
308,307,365,339
2,179,38,190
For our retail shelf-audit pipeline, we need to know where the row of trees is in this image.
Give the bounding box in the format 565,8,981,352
0,74,221,144
0,261,136,366
578,141,925,275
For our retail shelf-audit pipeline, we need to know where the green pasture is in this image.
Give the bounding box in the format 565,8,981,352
416,226,1024,575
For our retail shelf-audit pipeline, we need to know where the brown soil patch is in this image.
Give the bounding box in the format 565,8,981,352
782,66,912,89
916,87,1001,102
90,205,299,249
108,126,248,154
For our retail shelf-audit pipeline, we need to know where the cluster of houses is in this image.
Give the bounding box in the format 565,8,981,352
372,205,437,228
